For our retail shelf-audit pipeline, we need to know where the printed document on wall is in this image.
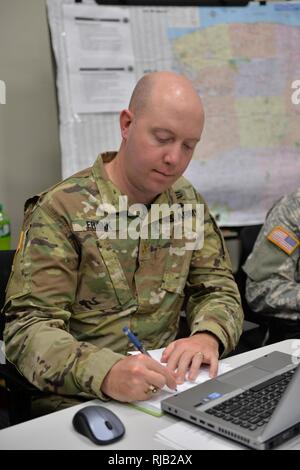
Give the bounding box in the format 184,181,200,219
63,4,136,113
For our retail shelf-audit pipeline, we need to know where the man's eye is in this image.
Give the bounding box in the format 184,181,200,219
156,136,170,144
183,143,193,151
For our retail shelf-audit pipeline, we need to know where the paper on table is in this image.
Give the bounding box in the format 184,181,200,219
129,349,232,417
155,421,243,450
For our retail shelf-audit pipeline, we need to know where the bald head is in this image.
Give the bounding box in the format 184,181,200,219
129,71,204,120
108,71,204,204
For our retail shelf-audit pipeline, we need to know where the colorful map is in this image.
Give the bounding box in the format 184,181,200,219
169,4,300,225
49,1,300,225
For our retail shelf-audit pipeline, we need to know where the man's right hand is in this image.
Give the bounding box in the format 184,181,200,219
101,354,177,402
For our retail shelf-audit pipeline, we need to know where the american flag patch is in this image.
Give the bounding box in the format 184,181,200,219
267,226,299,255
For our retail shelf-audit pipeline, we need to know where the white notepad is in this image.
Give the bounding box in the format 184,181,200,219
129,349,232,417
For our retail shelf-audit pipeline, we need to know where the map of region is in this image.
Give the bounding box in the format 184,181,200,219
169,4,300,225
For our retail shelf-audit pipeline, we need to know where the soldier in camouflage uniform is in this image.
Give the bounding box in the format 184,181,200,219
244,188,300,341
3,72,243,415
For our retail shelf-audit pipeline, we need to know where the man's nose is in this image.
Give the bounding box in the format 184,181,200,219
163,144,182,166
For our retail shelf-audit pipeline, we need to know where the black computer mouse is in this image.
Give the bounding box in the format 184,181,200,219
72,405,125,445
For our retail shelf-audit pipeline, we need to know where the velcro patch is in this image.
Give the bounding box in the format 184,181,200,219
267,226,299,255
16,231,25,252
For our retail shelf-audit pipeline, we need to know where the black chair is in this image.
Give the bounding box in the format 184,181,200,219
0,249,41,425
235,225,263,320
233,225,272,351
0,250,16,337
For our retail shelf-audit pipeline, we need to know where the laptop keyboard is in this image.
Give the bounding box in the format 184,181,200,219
205,368,296,431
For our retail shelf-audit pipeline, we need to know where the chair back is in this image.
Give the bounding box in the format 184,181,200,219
0,249,44,426
0,250,16,338
234,225,262,317
239,225,263,265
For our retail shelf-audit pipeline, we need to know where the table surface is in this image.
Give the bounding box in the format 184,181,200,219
1,339,300,450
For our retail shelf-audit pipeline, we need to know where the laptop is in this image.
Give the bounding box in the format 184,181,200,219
161,351,300,450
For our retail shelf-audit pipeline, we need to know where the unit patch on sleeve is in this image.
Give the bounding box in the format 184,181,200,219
267,226,300,255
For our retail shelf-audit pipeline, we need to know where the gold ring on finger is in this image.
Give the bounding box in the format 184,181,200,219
146,385,158,394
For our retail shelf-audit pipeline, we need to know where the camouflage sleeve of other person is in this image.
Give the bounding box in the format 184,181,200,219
185,193,244,356
3,199,124,400
243,190,300,318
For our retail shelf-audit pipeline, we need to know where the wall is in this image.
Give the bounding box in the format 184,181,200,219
0,0,242,269
0,0,61,248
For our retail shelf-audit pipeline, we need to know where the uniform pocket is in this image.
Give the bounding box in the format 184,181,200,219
73,230,122,311
160,242,192,296
96,239,133,306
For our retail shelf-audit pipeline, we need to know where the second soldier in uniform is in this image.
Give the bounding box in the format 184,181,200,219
244,188,300,343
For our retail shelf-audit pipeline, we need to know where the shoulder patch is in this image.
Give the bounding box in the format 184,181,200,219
267,226,299,255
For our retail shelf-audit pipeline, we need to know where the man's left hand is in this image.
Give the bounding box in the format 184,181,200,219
160,332,220,384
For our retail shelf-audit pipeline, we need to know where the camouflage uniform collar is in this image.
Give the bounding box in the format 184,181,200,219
92,152,118,183
92,152,122,209
154,178,198,206
91,153,193,212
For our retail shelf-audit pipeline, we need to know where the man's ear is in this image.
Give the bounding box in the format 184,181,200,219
120,109,133,140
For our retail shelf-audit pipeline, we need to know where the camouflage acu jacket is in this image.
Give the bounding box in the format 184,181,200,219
244,188,300,320
3,153,243,401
